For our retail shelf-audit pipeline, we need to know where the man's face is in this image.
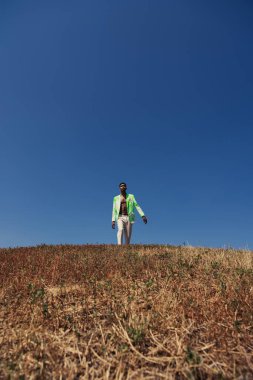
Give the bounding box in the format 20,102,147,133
119,184,127,192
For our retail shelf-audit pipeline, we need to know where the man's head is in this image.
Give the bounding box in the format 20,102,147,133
119,182,127,192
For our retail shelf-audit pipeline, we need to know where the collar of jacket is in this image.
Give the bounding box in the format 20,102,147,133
116,193,131,205
117,193,131,200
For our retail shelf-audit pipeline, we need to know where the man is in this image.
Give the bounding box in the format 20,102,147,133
112,182,147,245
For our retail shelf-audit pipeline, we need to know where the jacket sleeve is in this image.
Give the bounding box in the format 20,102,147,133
112,197,116,222
133,195,145,217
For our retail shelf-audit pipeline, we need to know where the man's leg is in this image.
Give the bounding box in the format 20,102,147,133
125,217,132,245
117,216,124,245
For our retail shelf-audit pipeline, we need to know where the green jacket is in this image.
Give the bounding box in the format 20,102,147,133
112,194,145,223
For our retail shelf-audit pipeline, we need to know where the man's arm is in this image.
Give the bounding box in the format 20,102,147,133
133,196,147,224
112,198,116,229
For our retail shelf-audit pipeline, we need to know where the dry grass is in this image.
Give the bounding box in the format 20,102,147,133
0,244,252,379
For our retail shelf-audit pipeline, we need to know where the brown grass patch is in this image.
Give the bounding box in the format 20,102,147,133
0,244,252,379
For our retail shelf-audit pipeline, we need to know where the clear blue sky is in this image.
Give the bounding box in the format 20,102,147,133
1,0,252,249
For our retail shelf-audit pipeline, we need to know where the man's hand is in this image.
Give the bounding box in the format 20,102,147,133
112,221,115,229
142,216,148,224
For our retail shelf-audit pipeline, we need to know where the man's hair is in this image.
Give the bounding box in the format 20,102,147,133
119,182,127,187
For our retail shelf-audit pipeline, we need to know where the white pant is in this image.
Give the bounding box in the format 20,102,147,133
117,215,132,245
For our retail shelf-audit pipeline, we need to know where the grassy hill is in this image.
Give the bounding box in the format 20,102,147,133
0,244,252,379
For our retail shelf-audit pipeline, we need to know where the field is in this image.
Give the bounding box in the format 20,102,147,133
0,244,252,379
